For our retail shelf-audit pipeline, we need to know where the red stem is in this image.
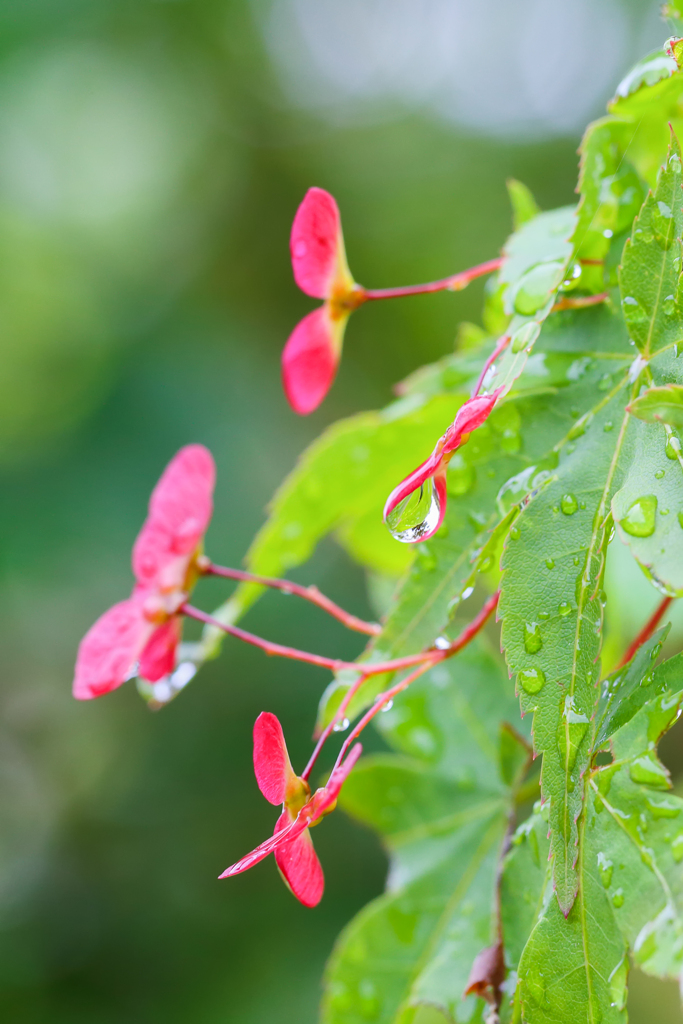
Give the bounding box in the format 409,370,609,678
617,596,674,669
472,334,510,396
205,563,381,636
363,257,503,302
551,291,608,313
183,590,499,682
310,591,500,779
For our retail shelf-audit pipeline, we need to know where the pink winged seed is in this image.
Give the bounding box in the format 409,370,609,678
273,809,325,907
132,445,215,589
253,712,297,806
290,187,344,299
73,596,153,700
138,616,183,683
281,307,341,416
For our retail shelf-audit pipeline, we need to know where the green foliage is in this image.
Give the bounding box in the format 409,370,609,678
175,22,683,1023
323,642,531,1024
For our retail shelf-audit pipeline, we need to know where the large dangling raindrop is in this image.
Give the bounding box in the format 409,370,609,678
385,475,442,543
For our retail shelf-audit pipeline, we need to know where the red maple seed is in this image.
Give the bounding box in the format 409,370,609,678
73,445,215,699
220,711,362,907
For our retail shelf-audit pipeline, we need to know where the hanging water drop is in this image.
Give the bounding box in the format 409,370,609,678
561,493,579,515
381,699,393,713
386,476,442,543
333,717,350,733
619,495,657,538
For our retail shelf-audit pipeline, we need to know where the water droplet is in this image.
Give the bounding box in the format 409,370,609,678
647,797,680,818
433,636,450,650
561,493,579,515
619,495,657,537
333,718,350,733
597,852,613,888
664,294,677,317
524,622,543,654
509,525,520,540
511,320,541,353
634,227,654,244
612,888,625,908
545,558,555,569
538,611,550,620
609,955,628,1011
598,373,613,391
630,753,670,788
604,421,614,432
560,262,582,291
672,833,683,862
665,434,681,460
381,699,393,713
461,585,474,600
655,469,665,479
558,601,572,616
513,260,565,316
622,295,648,324
678,512,683,530
670,153,682,174
446,453,474,496
651,642,662,661
478,555,493,572
519,667,546,694
386,477,442,543
557,697,589,771
652,200,676,249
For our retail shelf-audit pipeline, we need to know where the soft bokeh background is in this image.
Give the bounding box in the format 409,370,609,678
1,1,682,1020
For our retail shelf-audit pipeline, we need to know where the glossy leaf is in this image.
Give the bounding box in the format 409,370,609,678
628,382,683,428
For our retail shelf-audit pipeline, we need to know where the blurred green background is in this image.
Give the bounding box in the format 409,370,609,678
1,0,682,1021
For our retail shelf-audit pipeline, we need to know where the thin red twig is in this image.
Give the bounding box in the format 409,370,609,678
362,257,503,302
205,563,381,636
322,590,501,777
551,291,608,313
472,334,510,397
617,596,674,669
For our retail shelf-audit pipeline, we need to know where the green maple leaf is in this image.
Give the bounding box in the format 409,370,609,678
505,639,683,1023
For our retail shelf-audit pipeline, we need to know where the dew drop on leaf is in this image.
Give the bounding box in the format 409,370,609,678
557,697,589,771
622,295,648,324
612,888,625,908
386,477,441,543
597,852,613,888
509,525,520,540
519,667,546,694
665,434,681,460
663,294,677,318
652,200,676,249
545,558,555,569
655,469,665,479
513,260,564,316
672,834,683,862
523,622,542,654
510,320,541,353
558,601,572,616
619,495,657,537
608,955,628,1011
629,753,669,788
604,421,614,432
560,493,579,515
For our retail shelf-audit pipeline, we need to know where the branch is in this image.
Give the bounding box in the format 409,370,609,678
362,257,503,301
205,563,381,636
551,291,608,313
616,595,675,669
